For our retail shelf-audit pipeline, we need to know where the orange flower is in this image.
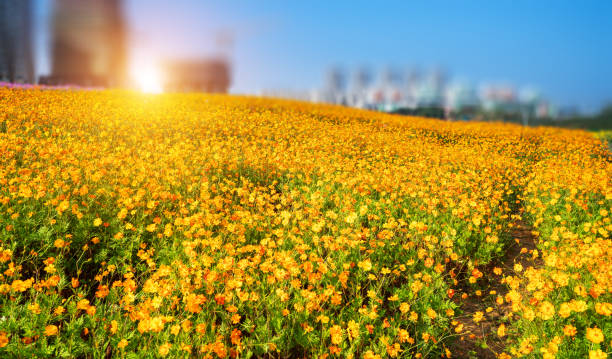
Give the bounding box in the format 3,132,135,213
54,306,65,315
230,328,242,345
0,331,8,348
563,325,577,337
44,325,58,336
77,299,90,311
95,285,109,298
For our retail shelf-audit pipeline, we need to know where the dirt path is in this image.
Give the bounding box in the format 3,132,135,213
450,219,541,358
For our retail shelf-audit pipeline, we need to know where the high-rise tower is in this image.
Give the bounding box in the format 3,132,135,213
0,0,35,83
43,0,126,86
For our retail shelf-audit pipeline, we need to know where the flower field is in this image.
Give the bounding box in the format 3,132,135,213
0,88,610,358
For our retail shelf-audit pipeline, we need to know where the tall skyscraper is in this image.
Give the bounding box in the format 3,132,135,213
0,0,35,83
43,0,126,86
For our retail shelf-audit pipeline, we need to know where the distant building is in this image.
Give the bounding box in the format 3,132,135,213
0,0,35,83
481,85,520,113
40,0,126,87
415,69,446,108
557,106,580,119
536,101,558,119
446,83,480,120
346,67,372,108
163,59,231,93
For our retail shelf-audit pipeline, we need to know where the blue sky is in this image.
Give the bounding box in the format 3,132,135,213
35,0,612,113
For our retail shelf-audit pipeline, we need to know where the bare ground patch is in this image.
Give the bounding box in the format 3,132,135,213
450,219,541,358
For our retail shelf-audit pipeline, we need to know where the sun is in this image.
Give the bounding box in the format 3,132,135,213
131,62,164,94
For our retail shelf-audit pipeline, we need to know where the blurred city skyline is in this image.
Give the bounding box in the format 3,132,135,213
28,0,612,113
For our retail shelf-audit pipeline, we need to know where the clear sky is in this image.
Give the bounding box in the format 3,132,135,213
35,0,612,113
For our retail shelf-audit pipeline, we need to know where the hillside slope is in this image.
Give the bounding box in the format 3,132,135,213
0,89,610,358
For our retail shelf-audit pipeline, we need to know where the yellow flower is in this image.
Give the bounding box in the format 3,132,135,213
386,342,401,357
589,349,608,359
164,223,173,237
513,263,523,272
497,324,506,337
571,300,588,312
0,249,11,263
158,342,172,356
397,329,411,343
11,279,32,292
108,320,118,334
586,327,604,344
358,259,372,271
538,301,555,321
117,339,128,349
28,303,41,314
345,212,358,224
359,205,368,216
558,302,572,318
409,311,418,322
330,325,343,345
117,208,128,219
595,302,612,316
93,218,102,227
347,320,360,341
